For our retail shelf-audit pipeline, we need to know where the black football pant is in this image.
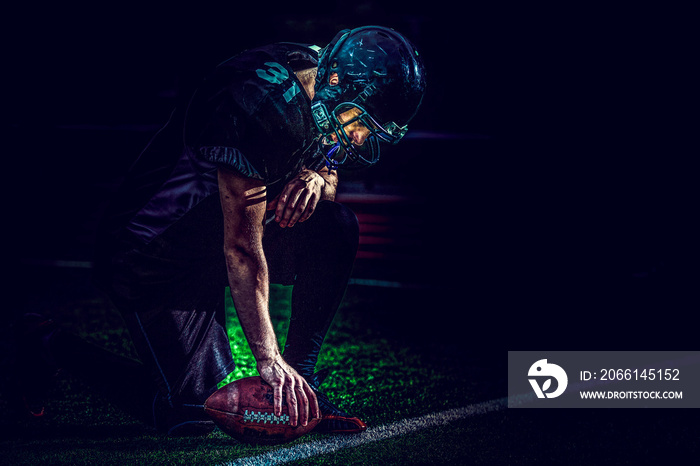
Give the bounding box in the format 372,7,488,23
57,200,358,429
265,201,360,379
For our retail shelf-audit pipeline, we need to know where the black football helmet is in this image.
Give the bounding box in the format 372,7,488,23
312,26,426,169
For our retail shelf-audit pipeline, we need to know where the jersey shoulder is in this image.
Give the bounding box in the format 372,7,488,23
212,43,319,114
185,43,321,183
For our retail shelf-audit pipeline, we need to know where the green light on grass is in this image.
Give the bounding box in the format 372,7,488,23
217,283,356,389
218,284,293,387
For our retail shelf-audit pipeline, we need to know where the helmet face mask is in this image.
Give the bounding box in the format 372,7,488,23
332,102,408,144
312,100,405,169
312,26,426,170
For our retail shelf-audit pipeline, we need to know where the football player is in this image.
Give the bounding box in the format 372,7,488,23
19,25,426,436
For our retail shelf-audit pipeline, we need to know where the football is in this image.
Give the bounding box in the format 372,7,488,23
204,376,321,444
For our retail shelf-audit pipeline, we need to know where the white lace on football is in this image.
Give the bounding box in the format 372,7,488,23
243,410,291,425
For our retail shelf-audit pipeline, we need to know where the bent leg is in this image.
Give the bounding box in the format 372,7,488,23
121,300,234,435
264,200,359,377
264,201,366,432
92,234,235,435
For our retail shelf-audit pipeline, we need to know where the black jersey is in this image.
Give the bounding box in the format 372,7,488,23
98,43,324,249
186,43,323,185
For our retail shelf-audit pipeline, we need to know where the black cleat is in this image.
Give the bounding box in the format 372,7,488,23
152,393,216,437
313,390,367,433
306,369,367,434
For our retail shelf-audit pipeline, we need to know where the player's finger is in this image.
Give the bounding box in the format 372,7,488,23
274,186,293,221
272,381,284,418
285,378,299,427
294,380,310,426
287,191,311,228
303,380,320,419
298,192,318,223
266,196,278,211
276,184,299,224
279,189,303,228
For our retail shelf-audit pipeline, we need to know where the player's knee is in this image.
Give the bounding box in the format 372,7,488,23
313,201,359,253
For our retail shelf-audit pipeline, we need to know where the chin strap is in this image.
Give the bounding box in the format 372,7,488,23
324,143,341,172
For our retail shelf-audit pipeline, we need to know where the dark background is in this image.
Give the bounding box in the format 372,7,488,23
6,1,696,350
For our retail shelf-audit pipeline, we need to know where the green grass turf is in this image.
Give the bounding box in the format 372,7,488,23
3,282,699,465
218,284,293,385
0,284,486,465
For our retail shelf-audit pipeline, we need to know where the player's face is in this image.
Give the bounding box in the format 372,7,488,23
329,108,371,146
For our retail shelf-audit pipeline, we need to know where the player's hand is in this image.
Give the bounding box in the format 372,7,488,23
257,356,320,427
267,169,325,228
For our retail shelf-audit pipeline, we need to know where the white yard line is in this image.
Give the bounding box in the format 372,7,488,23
220,397,509,466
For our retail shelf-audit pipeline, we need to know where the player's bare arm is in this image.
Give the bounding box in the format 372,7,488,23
267,166,337,228
316,165,338,201
218,167,320,426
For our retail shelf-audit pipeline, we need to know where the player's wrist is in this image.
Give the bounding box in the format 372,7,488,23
315,171,326,190
255,352,283,367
